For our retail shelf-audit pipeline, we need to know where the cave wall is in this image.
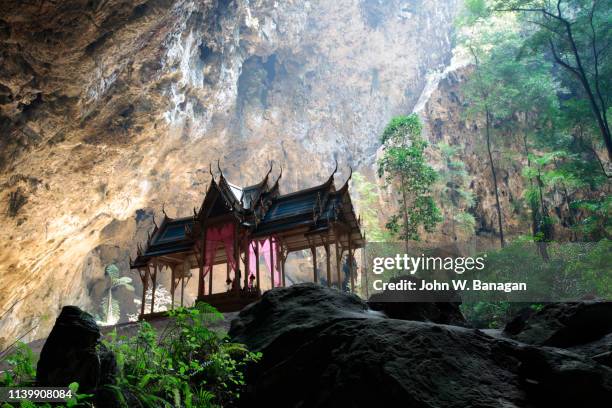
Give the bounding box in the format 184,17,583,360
0,0,460,346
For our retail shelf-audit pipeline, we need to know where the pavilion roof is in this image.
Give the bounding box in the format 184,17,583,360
130,163,363,269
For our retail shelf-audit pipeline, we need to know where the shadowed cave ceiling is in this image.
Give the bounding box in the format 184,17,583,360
0,0,463,345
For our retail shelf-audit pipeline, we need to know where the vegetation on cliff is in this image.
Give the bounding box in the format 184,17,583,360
458,0,611,245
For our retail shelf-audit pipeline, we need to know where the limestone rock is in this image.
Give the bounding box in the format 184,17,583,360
368,275,468,327
569,333,612,363
504,301,612,347
230,284,612,407
0,0,461,347
36,306,117,396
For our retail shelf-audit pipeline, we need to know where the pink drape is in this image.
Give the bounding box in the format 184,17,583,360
204,223,236,276
247,237,280,287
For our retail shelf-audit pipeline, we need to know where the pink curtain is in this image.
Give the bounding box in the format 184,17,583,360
248,237,280,287
204,223,236,276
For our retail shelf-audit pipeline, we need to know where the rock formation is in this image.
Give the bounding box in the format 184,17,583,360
0,0,461,347
230,284,612,407
503,300,612,348
36,306,117,395
368,275,468,326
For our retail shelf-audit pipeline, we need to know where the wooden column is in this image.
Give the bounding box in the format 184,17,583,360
139,267,148,318
312,246,318,283
275,244,281,286
198,230,206,297
270,237,275,288
150,263,158,314
208,260,213,295
255,241,260,290
226,261,231,291
325,243,331,287
244,239,250,289
181,275,185,307
170,265,176,310
281,251,287,287
234,222,241,292
197,255,204,297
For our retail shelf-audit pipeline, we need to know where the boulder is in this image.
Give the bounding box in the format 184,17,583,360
504,301,612,347
230,284,612,407
569,333,612,368
36,306,104,392
368,275,468,327
36,306,120,406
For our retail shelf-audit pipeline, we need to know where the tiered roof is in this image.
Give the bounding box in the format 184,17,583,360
130,163,364,269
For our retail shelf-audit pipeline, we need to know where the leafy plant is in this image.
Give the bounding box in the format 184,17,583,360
98,264,134,326
350,172,390,241
1,303,260,407
461,239,612,328
378,114,442,245
437,142,476,238
103,302,261,407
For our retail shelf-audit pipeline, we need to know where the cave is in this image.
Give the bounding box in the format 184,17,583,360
0,0,610,406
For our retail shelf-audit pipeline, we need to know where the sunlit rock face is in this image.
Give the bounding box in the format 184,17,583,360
0,0,459,346
406,62,533,245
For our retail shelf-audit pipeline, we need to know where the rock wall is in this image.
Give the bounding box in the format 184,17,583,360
416,62,532,244
0,0,459,346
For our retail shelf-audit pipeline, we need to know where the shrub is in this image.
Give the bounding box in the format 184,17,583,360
0,302,260,407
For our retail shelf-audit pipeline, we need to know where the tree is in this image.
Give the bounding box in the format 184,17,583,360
351,172,389,241
458,22,510,247
100,264,134,325
378,114,442,249
460,0,611,247
491,0,612,161
437,142,476,239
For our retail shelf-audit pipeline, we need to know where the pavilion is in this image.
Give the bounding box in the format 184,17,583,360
130,162,365,317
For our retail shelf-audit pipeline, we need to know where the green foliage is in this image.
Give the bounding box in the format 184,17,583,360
461,301,543,330
571,196,612,240
454,212,477,236
350,172,390,241
0,303,260,408
458,0,611,243
437,142,476,237
487,0,612,154
461,239,612,328
105,264,135,292
0,342,36,387
380,114,423,145
103,302,260,407
378,114,442,241
98,264,134,325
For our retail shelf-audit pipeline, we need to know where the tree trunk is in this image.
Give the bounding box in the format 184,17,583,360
400,174,411,254
486,109,505,247
549,23,612,161
523,134,539,238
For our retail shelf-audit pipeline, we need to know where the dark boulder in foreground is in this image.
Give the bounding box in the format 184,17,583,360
368,275,468,327
569,333,612,368
504,300,612,347
230,283,612,408
36,306,120,407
